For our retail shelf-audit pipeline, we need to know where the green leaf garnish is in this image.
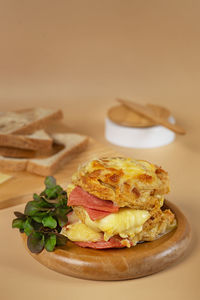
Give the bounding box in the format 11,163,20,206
23,218,34,236
12,218,24,229
45,185,63,199
24,201,41,216
12,176,71,253
45,234,57,252
45,187,57,199
42,216,57,229
27,232,45,253
32,216,44,223
57,214,68,227
14,211,26,219
33,193,41,201
44,176,56,189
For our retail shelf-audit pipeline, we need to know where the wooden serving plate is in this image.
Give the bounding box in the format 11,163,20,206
22,200,191,281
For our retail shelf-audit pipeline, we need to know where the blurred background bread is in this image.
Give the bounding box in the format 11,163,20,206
0,108,88,175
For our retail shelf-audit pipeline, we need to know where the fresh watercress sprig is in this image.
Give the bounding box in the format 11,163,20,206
12,176,71,253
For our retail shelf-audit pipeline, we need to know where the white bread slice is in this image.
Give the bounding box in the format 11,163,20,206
27,133,88,176
0,108,63,135
0,147,35,158
0,130,53,150
0,136,63,159
0,156,27,171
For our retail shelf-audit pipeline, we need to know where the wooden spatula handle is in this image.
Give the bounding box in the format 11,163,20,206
117,99,186,135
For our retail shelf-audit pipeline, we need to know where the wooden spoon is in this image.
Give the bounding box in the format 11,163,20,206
108,104,171,128
117,98,186,135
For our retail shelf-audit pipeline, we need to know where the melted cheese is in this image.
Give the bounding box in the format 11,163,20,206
61,222,102,242
61,207,150,243
78,208,150,241
62,207,150,243
105,158,154,174
84,157,156,181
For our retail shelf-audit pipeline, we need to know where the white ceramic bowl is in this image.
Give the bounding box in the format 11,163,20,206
105,116,175,148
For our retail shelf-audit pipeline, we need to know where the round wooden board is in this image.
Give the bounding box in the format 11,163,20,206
108,104,171,127
22,200,191,281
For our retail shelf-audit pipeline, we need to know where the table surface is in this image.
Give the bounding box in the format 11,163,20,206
0,1,200,299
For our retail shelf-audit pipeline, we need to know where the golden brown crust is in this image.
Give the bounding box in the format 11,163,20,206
131,207,177,245
0,146,35,158
27,134,88,176
13,109,63,134
0,157,27,171
72,157,169,210
0,131,53,150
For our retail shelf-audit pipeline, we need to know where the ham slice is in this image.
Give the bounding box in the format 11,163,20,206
68,186,118,213
84,207,111,221
74,237,125,249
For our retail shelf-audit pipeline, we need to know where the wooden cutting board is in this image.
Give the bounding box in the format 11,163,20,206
0,138,118,209
21,200,191,281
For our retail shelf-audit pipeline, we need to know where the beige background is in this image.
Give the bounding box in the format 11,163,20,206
0,1,200,299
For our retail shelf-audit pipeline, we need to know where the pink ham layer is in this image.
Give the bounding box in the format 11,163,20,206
68,186,119,220
84,207,111,220
67,187,127,248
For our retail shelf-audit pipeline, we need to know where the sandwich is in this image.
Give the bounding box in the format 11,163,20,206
61,157,177,249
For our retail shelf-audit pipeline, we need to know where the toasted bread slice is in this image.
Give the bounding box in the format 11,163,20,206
0,108,63,135
0,133,88,175
0,147,35,158
0,140,65,159
0,144,62,169
0,156,27,171
27,133,88,176
0,130,53,150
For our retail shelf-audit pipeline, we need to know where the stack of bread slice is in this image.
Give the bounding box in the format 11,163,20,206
0,108,88,176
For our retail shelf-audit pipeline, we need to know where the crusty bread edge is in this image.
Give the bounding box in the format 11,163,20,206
26,136,89,176
13,109,63,134
0,158,27,171
0,133,53,150
0,134,88,174
0,147,35,158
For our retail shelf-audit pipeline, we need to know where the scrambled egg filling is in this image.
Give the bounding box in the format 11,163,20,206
61,208,150,243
